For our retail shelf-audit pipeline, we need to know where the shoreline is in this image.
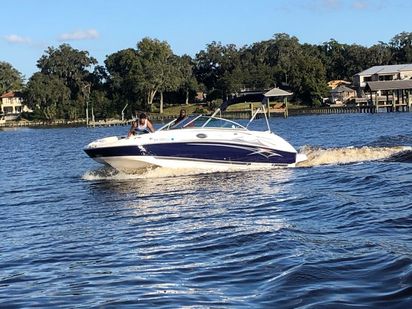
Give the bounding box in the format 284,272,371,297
1,106,410,129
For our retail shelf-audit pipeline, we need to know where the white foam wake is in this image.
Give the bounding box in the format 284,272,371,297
297,145,412,167
81,166,235,181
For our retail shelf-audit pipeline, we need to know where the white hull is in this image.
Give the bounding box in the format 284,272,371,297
85,113,307,173
95,154,307,173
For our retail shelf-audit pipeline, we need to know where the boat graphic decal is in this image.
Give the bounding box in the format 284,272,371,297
138,145,147,154
248,148,282,158
186,142,282,158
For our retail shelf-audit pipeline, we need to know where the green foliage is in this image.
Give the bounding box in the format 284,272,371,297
105,38,185,114
24,44,97,120
136,38,175,106
178,55,199,104
390,32,412,63
0,61,23,94
105,48,143,112
24,73,70,120
14,31,412,120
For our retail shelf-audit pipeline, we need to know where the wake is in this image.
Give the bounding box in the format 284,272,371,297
81,145,412,180
297,145,412,167
82,166,229,181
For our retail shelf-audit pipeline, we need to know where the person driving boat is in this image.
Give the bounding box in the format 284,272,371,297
172,109,187,127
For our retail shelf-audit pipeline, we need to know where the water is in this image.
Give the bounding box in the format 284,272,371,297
1,113,412,308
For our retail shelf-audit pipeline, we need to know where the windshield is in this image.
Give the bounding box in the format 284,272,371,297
170,115,199,129
161,115,246,131
198,116,245,129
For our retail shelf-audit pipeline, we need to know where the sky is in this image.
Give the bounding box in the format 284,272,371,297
1,0,411,79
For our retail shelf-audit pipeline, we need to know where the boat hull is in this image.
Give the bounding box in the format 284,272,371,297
84,128,304,173
88,154,298,173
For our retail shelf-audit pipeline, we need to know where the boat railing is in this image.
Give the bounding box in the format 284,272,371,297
158,118,178,131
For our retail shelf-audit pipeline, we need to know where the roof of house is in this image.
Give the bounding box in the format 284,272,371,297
327,80,351,89
0,91,23,99
330,85,355,93
264,88,293,97
365,80,412,91
356,64,412,76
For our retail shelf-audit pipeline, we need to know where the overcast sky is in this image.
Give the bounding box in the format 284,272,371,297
1,0,411,79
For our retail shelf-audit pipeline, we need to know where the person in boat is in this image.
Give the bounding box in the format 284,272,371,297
128,113,155,137
172,109,187,126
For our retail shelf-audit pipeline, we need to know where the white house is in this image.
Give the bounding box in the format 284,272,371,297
0,91,32,120
353,64,412,90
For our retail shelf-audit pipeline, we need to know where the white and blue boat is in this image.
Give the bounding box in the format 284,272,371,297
84,104,307,173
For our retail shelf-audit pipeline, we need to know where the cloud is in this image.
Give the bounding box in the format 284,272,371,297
299,0,342,11
58,29,99,41
277,0,390,12
352,0,369,9
3,34,32,44
321,0,341,9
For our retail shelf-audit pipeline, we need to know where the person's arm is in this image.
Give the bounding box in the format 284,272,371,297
127,121,137,137
147,120,155,132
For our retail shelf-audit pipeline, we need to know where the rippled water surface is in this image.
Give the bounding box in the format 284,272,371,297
1,113,412,308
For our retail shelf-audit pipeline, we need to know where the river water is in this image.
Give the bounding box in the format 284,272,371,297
1,113,412,308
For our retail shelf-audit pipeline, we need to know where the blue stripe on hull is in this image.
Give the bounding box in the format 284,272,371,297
84,142,296,164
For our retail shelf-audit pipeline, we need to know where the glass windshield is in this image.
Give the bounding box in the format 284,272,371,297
199,117,245,129
167,115,245,130
170,115,200,129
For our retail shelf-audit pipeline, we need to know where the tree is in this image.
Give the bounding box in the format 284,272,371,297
158,55,182,113
37,44,97,79
343,44,370,78
195,42,226,94
289,53,329,105
319,39,348,80
178,55,198,104
136,37,175,109
268,33,302,85
25,44,98,120
239,46,273,89
105,48,143,113
389,32,412,63
24,72,70,120
0,61,23,94
218,44,243,98
367,42,392,66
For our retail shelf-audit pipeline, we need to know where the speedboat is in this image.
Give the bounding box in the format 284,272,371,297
84,104,307,173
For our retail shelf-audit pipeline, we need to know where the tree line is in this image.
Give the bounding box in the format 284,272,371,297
1,32,412,120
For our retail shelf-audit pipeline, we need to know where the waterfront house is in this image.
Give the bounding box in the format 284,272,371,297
0,91,32,120
352,64,412,110
353,64,412,93
329,85,356,105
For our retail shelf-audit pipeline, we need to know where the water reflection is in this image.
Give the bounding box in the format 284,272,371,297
84,167,294,203
84,167,295,243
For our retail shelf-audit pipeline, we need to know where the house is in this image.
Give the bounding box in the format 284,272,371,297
329,85,356,105
0,91,31,120
353,64,412,94
351,64,412,109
